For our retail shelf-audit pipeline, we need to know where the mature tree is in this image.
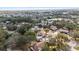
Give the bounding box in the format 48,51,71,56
7,24,17,31
53,20,65,29
42,42,49,51
56,33,69,42
55,33,70,51
0,27,8,50
42,33,70,51
5,33,31,51
16,24,32,35
24,31,36,41
65,23,77,30
71,30,79,42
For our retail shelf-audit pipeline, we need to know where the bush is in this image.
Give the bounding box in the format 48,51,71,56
24,31,36,41
74,46,79,50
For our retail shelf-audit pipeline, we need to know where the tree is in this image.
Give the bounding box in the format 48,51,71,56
56,33,69,42
26,16,33,23
16,24,32,35
65,23,76,30
74,46,79,50
71,30,79,41
5,33,31,51
7,24,17,31
54,33,70,51
0,27,8,50
42,33,70,51
44,28,49,34
24,31,36,41
5,30,37,51
53,20,65,29
42,42,49,51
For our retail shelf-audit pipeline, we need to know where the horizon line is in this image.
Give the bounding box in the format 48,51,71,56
0,7,79,10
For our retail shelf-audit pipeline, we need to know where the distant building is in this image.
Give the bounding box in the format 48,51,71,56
59,29,69,34
50,25,57,31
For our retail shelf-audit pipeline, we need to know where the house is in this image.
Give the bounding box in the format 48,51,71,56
31,41,45,51
50,25,57,31
34,26,41,31
36,29,46,41
31,26,41,32
6,21,11,24
59,29,69,34
41,20,47,26
3,26,7,30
